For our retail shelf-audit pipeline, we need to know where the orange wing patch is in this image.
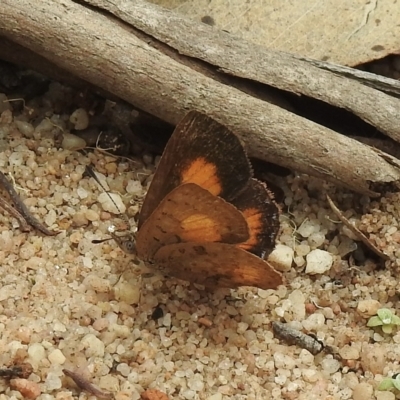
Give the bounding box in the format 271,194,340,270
180,157,222,196
231,179,280,256
180,213,224,242
237,207,264,252
138,112,253,228
136,183,249,260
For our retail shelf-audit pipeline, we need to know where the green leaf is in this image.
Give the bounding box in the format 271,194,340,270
382,324,394,334
391,315,400,326
378,378,395,391
367,316,384,327
377,308,393,325
393,375,400,391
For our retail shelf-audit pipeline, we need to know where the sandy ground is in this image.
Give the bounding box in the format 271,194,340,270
0,82,399,400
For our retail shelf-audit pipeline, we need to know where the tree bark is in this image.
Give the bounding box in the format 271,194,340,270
1,0,400,196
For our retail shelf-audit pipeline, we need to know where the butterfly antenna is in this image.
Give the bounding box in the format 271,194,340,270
84,165,130,226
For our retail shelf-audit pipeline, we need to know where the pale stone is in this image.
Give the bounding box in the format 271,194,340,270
376,391,396,400
352,382,373,400
81,334,105,357
70,108,89,130
305,249,333,274
98,192,126,214
114,281,141,305
339,344,360,360
357,299,381,317
28,343,46,365
48,349,66,365
268,244,294,272
61,133,86,150
302,313,325,331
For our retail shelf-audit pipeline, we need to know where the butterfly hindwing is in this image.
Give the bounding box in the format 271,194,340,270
138,111,252,228
153,242,283,289
231,178,280,256
136,183,249,260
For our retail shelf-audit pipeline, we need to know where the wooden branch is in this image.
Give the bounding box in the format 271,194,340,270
89,0,400,142
1,0,400,197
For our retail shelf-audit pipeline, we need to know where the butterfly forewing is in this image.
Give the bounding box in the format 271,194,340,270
136,183,249,260
138,111,252,228
153,242,283,289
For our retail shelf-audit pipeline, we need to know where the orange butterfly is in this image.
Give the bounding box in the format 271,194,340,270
112,111,282,289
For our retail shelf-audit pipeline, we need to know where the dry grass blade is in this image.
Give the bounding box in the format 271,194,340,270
326,194,390,260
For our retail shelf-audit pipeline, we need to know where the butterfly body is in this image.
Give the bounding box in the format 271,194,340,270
114,111,283,289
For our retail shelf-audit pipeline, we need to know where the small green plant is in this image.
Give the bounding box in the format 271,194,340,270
367,308,400,334
378,374,400,391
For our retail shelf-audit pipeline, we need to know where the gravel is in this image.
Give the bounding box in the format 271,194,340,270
0,81,399,399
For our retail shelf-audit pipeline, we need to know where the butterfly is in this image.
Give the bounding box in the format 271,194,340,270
111,111,283,289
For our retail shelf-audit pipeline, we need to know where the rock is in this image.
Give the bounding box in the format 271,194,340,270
357,299,381,317
360,344,386,374
61,132,86,150
268,244,294,272
305,249,333,274
70,108,89,130
352,382,373,400
48,349,66,365
81,333,105,357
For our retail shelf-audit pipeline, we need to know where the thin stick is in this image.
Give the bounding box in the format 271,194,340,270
0,171,59,236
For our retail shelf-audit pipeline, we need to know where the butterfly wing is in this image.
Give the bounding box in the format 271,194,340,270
136,183,249,260
231,178,280,256
152,242,283,289
138,111,252,228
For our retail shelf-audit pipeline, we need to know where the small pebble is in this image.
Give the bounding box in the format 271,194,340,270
302,369,320,383
206,394,222,400
339,344,360,360
352,382,373,400
126,180,143,195
302,313,325,331
70,108,89,130
99,374,119,392
72,211,89,227
320,357,341,374
357,299,381,317
69,231,83,244
81,334,105,357
28,343,46,366
268,244,294,272
308,232,325,248
48,349,66,365
45,372,62,390
305,249,333,274
141,389,169,400
360,344,386,374
93,318,109,331
85,209,100,222
376,391,396,400
114,281,141,305
15,120,35,137
198,317,213,327
61,132,86,150
77,187,88,199
10,379,41,399
84,275,111,293
98,192,126,214
297,219,317,238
